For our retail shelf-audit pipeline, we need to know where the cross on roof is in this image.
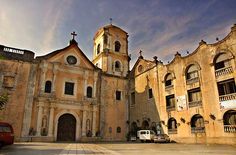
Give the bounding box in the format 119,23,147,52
139,50,143,56
110,18,113,25
71,31,77,40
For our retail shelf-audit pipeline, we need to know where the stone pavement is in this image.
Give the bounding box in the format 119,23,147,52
59,143,120,155
1,142,236,155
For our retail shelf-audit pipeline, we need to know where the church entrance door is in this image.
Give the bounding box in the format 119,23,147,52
57,114,76,141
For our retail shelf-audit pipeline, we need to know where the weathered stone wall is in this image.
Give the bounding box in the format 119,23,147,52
130,24,236,144
0,59,33,140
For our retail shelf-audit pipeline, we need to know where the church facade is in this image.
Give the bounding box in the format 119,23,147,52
0,24,236,144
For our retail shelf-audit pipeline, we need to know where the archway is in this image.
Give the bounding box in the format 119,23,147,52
223,110,236,133
191,114,205,133
57,114,76,141
223,110,236,125
141,120,149,129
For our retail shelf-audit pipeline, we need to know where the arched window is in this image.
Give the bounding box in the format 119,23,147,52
86,86,93,98
191,114,205,133
165,73,173,87
115,61,121,72
214,53,230,70
115,41,121,52
168,118,177,134
116,127,121,133
223,110,236,126
186,65,199,80
141,120,149,129
44,81,52,93
97,44,101,55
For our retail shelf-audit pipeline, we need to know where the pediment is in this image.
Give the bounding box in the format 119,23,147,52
36,44,96,70
131,58,155,76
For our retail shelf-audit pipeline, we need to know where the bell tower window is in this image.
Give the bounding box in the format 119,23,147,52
115,61,121,72
115,41,121,52
97,44,101,55
45,81,52,93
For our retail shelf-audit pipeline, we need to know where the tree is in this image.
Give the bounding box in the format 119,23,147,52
0,92,8,110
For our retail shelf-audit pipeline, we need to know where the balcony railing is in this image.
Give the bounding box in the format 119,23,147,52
186,77,199,85
168,129,177,134
166,105,175,111
165,85,174,90
224,125,236,133
189,100,202,108
191,127,205,133
219,93,236,101
215,66,233,77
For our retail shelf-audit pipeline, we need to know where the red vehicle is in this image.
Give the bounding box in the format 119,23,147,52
0,122,14,147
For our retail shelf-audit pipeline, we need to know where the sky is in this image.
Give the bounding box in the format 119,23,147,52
0,0,236,66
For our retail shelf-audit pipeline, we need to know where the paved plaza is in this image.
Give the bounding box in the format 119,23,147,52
1,142,236,155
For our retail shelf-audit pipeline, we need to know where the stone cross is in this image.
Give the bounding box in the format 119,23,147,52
71,31,77,40
139,50,143,56
110,18,113,25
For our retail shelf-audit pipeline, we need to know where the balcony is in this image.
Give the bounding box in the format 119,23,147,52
215,66,233,77
191,127,205,133
83,96,97,102
188,100,202,108
165,85,174,90
166,105,175,111
168,129,177,134
224,125,236,133
186,77,199,85
219,93,236,101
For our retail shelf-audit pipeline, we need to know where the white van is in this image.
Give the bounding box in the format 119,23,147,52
137,130,156,142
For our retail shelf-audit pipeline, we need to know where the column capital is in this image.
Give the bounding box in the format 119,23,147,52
83,105,89,111
40,61,48,71
37,102,44,107
53,62,60,74
92,105,98,112
50,102,56,108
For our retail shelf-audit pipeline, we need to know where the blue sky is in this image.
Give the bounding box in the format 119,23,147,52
0,0,236,66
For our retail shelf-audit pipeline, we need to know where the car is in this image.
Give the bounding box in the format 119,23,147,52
130,136,137,141
153,134,170,143
137,130,156,142
0,122,14,148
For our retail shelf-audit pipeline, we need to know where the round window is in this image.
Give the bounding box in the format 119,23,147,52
138,65,143,72
66,55,77,65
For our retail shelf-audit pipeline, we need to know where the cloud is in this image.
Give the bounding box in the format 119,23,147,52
40,0,72,54
124,0,235,66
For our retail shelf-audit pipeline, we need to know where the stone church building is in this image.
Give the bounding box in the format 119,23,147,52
0,24,236,144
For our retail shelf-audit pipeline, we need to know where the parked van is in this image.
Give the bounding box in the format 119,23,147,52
137,130,155,142
0,122,14,148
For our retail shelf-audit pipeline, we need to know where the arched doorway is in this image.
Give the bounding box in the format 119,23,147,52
57,114,76,141
130,122,138,136
142,120,149,129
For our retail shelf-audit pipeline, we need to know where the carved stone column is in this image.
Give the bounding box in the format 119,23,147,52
92,106,98,137
48,103,55,137
82,110,87,136
39,62,47,94
36,102,44,136
52,63,59,93
93,73,98,98
84,71,88,96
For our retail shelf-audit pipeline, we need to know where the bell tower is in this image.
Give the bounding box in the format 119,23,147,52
92,24,130,77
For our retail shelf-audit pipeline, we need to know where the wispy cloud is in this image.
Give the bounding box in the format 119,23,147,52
0,0,235,65
125,0,235,64
40,0,72,54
